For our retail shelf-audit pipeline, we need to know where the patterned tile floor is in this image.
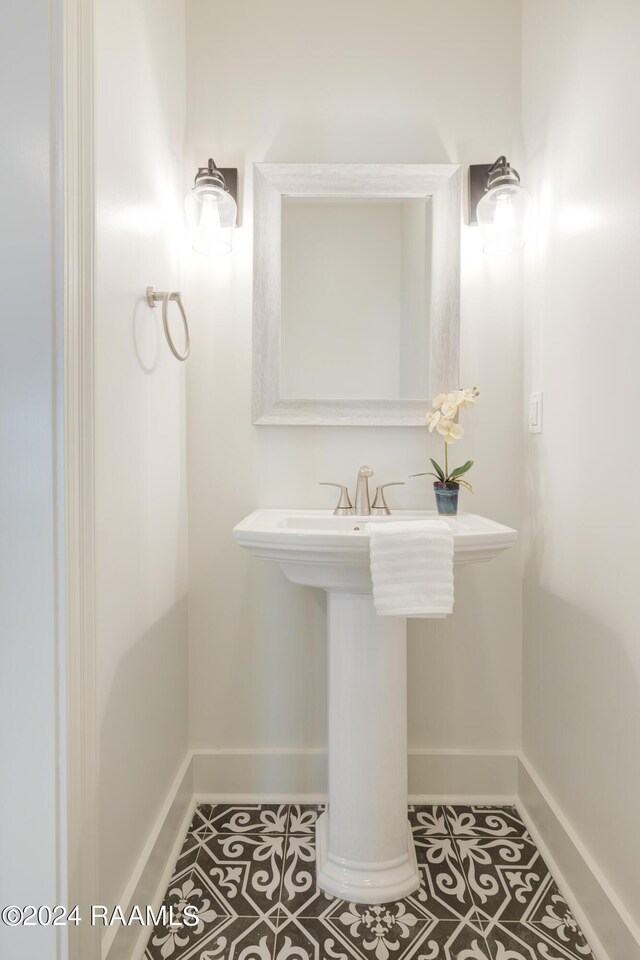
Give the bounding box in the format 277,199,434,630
143,803,595,960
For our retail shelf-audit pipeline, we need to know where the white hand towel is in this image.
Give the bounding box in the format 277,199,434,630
367,519,454,618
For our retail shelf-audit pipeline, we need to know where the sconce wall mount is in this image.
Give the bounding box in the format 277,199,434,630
185,158,239,256
468,156,531,255
193,160,240,221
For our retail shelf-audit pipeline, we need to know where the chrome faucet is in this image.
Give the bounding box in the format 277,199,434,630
320,466,405,517
354,465,374,515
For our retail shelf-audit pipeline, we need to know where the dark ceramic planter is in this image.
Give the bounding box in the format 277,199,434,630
434,481,459,516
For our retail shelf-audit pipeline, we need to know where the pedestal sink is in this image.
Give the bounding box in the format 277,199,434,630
233,510,517,904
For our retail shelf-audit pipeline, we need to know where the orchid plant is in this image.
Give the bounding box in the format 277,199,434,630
412,387,479,491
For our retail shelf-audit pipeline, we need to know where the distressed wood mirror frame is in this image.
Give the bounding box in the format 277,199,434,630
252,162,461,426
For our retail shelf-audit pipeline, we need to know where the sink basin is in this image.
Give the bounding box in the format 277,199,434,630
234,509,517,592
233,508,517,904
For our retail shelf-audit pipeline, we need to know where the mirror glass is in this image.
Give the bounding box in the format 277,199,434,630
280,196,433,400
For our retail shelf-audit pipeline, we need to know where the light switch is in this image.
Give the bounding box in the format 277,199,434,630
529,392,543,433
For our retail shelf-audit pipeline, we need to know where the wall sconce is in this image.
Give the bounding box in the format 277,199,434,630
185,158,238,256
468,156,531,255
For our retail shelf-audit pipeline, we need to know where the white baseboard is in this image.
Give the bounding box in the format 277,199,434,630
516,755,640,960
104,754,194,960
408,748,517,799
192,747,518,799
192,747,327,797
104,748,639,960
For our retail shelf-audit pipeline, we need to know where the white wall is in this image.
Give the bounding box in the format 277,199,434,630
94,0,189,912
522,0,640,932
185,0,524,759
0,2,66,957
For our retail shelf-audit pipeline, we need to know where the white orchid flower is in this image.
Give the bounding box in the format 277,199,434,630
436,418,464,444
440,399,459,420
456,387,479,408
425,410,441,432
432,393,448,410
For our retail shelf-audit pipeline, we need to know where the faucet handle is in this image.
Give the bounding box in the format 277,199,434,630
371,482,405,516
319,482,355,516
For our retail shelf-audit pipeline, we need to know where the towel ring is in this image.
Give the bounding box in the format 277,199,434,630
146,286,190,362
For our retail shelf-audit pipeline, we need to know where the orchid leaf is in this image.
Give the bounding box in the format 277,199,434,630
429,458,446,481
457,479,473,492
449,460,474,480
410,472,441,480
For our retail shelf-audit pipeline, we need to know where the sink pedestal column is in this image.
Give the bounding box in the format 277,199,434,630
316,592,420,904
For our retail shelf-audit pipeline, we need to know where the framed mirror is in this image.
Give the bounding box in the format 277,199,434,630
253,163,461,425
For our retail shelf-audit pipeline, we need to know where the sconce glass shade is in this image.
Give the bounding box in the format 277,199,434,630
185,161,237,256
476,158,531,255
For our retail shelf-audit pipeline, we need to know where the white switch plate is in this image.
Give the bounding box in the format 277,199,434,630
529,392,543,433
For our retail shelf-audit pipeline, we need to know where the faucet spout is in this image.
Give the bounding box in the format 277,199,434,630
355,465,374,515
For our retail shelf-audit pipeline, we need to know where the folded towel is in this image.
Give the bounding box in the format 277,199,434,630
367,519,454,618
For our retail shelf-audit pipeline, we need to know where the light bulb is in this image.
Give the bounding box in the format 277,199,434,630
199,194,221,233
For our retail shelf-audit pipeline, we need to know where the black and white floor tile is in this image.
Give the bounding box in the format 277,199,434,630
143,803,595,960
